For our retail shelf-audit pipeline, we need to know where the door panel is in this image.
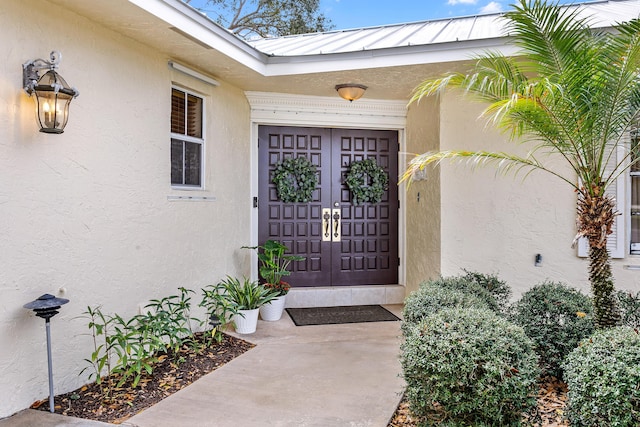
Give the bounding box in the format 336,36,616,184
258,126,398,287
331,129,398,285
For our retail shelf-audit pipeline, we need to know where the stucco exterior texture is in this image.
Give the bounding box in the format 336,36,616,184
1,0,254,416
3,0,640,419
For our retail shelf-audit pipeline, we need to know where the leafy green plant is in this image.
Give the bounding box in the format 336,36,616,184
616,290,640,328
402,281,490,332
80,288,212,399
217,276,278,310
509,281,594,379
243,240,304,290
401,307,539,426
200,282,239,343
144,287,199,354
563,327,640,427
107,313,159,388
80,306,115,400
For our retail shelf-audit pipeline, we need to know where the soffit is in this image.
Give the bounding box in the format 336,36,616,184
43,0,481,100
44,0,640,101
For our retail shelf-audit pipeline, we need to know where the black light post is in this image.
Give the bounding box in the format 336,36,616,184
23,294,69,413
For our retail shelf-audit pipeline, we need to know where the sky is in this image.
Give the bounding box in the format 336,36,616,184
186,0,578,32
324,0,576,30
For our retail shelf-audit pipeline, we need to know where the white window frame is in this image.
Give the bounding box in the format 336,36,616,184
171,86,205,190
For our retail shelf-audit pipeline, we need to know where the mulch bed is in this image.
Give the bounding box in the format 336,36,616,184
388,376,569,427
31,333,253,424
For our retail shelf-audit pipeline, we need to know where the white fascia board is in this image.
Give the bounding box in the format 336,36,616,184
128,0,268,74
261,38,519,76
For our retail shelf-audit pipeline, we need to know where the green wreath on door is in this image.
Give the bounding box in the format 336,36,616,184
271,157,319,203
345,158,389,205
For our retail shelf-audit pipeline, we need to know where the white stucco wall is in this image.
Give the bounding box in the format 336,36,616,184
439,92,640,297
0,0,251,417
404,98,441,295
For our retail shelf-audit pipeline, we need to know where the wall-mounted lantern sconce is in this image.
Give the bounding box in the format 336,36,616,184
23,293,69,413
23,51,79,134
335,83,367,102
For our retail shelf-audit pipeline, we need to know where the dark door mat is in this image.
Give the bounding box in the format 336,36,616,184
286,305,400,326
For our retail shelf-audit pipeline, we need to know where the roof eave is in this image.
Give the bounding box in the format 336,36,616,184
261,37,519,76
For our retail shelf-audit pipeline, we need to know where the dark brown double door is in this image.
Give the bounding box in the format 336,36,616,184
258,126,398,287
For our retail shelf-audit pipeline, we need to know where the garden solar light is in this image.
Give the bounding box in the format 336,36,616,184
23,293,69,413
22,51,79,134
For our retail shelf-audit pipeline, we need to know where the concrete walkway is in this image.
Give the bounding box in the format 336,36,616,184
0,305,405,427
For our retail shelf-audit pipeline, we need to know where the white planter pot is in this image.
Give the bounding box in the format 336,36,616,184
260,295,286,321
233,308,259,334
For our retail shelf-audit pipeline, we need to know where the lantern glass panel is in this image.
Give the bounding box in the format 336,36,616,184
33,70,75,134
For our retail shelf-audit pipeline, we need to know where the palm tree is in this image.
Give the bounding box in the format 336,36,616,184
403,0,640,328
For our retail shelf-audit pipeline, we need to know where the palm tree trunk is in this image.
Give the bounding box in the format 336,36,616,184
588,245,620,328
578,191,620,328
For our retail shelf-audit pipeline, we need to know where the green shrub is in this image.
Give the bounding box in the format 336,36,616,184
402,282,490,331
462,269,511,313
401,307,539,426
616,290,640,328
509,281,594,379
410,274,508,317
563,327,640,427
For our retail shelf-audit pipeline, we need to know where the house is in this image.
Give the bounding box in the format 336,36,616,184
2,0,640,418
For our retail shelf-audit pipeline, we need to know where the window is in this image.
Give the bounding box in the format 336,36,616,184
630,126,640,254
171,88,203,187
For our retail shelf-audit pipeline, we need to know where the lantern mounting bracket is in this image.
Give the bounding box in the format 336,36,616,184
22,51,79,98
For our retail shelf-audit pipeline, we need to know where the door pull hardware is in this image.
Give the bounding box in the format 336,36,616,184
332,208,341,242
253,196,258,208
322,208,332,242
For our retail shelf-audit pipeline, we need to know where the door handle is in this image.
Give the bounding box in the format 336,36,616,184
332,208,341,242
322,208,331,242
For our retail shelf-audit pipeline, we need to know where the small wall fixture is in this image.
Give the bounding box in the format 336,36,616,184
23,51,79,134
335,83,367,102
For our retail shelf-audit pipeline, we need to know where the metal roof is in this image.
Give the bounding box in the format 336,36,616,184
250,0,640,57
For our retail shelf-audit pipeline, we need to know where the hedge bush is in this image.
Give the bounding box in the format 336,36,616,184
563,327,640,427
401,307,539,426
616,290,640,328
402,282,490,331
409,273,509,317
509,281,594,379
461,269,511,313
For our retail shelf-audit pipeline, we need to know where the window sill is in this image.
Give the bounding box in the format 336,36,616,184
167,195,216,202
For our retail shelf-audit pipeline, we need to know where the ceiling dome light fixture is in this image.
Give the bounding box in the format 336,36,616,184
23,51,79,134
335,83,367,102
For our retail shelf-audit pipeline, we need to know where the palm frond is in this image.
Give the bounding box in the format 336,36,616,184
400,150,576,189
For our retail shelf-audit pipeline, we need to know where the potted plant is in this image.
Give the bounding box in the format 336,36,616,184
217,276,278,334
244,240,304,321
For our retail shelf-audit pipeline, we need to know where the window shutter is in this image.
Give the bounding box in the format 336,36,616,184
577,144,626,259
186,94,202,138
171,89,186,134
